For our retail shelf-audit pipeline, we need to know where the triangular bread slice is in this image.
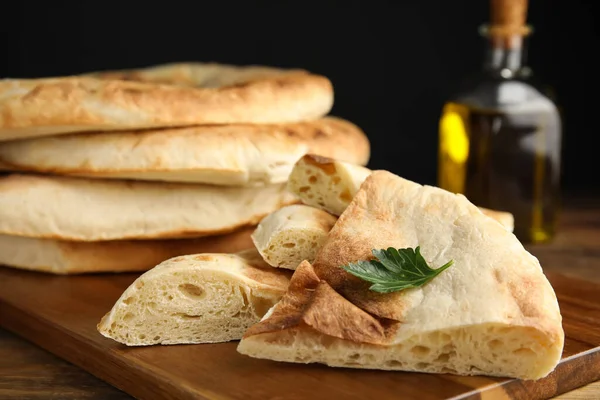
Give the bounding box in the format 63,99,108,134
0,62,333,141
252,205,337,270
238,171,564,380
0,174,296,241
98,249,291,345
0,117,370,186
0,228,253,274
288,154,514,231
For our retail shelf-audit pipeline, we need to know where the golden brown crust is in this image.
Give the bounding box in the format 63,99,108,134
0,63,334,141
0,117,370,185
244,260,320,338
85,62,308,88
241,259,295,290
243,260,389,344
310,174,410,321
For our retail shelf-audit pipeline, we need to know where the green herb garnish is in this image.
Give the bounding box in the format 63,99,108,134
340,246,453,293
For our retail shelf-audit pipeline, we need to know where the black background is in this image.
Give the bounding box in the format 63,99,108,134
1,1,598,193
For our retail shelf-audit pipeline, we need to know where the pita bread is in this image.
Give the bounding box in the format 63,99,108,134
288,154,514,231
0,63,333,141
0,228,253,274
0,117,370,186
238,171,564,380
0,174,296,241
98,249,291,345
252,205,337,270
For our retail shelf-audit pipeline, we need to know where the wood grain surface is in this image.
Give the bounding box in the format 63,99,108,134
1,201,599,400
0,329,130,399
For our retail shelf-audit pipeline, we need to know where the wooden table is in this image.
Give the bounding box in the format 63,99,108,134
1,195,599,400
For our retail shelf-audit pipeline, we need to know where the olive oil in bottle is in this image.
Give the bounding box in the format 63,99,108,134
438,0,562,243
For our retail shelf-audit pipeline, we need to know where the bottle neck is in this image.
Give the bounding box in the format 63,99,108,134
480,25,532,78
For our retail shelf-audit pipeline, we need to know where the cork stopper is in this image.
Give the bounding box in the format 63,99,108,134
487,0,531,48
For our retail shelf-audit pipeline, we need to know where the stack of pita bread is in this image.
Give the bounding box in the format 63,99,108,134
0,63,370,274
98,154,564,381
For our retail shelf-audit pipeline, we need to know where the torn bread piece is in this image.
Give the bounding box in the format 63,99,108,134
0,228,253,274
252,205,337,270
238,171,564,380
287,154,514,232
287,154,371,216
98,249,291,345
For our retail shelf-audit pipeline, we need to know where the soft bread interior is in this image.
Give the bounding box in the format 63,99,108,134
238,323,560,380
287,154,370,216
252,205,337,270
98,250,290,345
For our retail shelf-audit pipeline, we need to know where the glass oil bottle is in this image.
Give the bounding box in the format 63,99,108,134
438,0,562,243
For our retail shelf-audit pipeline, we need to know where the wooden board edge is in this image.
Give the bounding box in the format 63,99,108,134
451,348,600,400
0,301,208,400
2,297,599,400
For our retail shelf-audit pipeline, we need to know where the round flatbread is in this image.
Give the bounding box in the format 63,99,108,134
0,117,370,186
0,174,297,241
0,63,333,141
0,228,254,275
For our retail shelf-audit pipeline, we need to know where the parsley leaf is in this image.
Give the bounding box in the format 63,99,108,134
341,247,453,293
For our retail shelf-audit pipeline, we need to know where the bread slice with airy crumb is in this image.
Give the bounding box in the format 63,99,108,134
287,154,514,232
287,154,370,216
97,249,291,346
252,205,337,270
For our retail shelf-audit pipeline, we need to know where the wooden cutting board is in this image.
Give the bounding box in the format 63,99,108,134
0,264,599,400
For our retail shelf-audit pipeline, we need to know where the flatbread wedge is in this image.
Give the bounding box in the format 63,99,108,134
238,171,564,380
0,63,333,141
0,228,253,274
0,117,370,186
252,205,337,270
0,174,296,241
288,154,514,231
98,249,291,345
